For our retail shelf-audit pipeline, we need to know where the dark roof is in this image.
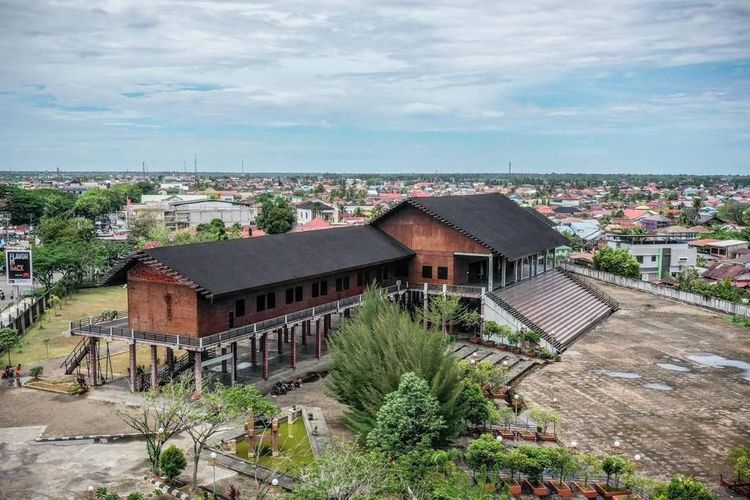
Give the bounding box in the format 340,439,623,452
372,193,566,260
102,225,413,298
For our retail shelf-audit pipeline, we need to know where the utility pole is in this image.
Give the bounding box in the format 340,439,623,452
194,154,198,186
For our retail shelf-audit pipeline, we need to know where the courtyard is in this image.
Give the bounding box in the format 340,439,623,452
519,280,750,487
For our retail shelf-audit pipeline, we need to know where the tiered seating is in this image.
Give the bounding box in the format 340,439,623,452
488,269,617,352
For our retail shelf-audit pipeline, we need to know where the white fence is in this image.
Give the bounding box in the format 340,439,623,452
560,263,750,318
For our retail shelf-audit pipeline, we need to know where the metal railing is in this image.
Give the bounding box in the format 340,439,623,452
61,337,90,375
69,282,404,350
558,267,620,311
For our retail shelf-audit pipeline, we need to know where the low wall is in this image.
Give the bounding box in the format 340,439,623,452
560,263,750,318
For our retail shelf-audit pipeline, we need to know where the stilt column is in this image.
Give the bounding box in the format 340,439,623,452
262,333,269,381
291,325,297,369
150,345,158,392
129,341,137,392
194,351,203,393
89,337,98,386
251,336,257,364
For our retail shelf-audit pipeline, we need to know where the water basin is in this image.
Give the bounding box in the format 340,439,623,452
600,370,641,379
686,354,750,381
656,363,691,372
644,383,672,391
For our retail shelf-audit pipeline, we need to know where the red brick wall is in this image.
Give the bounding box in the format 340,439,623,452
127,263,200,337
375,205,490,285
196,263,404,336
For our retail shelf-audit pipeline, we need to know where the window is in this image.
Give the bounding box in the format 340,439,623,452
636,256,644,263
256,294,266,312
357,271,364,287
312,280,328,297
650,255,657,262
422,265,433,279
266,292,275,310
286,288,294,305
165,294,173,321
312,282,320,298
295,286,303,302
382,268,389,280
235,298,246,317
335,277,342,292
343,276,350,290
320,280,328,296
438,266,448,280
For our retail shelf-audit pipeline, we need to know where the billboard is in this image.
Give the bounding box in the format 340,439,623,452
6,249,32,285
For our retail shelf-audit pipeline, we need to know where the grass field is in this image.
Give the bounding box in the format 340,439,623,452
11,286,127,366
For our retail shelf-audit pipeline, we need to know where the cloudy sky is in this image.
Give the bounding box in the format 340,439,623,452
1,0,749,173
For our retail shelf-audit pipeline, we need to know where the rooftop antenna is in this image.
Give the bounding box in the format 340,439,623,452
508,161,512,175
142,161,146,175
194,153,198,185
241,160,244,176
184,160,187,174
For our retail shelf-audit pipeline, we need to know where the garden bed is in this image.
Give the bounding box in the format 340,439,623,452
24,378,82,395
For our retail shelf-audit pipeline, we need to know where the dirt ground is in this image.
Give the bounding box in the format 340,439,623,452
519,280,750,490
0,382,132,437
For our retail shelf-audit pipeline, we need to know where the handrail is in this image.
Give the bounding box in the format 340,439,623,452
485,291,563,351
61,337,89,374
558,266,620,311
70,282,404,350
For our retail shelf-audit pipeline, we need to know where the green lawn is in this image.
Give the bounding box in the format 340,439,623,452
235,418,314,475
12,286,127,366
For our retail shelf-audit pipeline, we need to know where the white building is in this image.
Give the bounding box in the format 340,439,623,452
165,200,257,229
606,231,697,281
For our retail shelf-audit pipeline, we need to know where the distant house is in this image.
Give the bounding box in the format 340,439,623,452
606,232,697,281
291,217,334,232
640,215,672,231
296,200,338,224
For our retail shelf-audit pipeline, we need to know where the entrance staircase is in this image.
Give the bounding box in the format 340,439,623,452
61,338,90,375
136,351,193,392
485,268,618,353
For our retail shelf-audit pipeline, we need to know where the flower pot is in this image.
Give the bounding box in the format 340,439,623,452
573,482,597,499
594,482,630,499
524,479,550,497
498,344,508,351
517,428,537,441
484,340,497,347
506,479,522,496
549,480,573,497
499,429,515,440
469,337,481,344
536,432,556,442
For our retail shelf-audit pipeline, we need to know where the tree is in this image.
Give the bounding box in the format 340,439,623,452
653,475,714,500
602,455,633,487
117,389,187,474
366,372,446,457
464,433,506,478
293,444,391,499
255,196,295,234
127,213,158,244
37,217,95,244
484,320,511,345
196,218,228,241
0,328,21,365
161,374,277,485
456,382,493,428
327,289,464,442
593,247,641,279
726,446,750,483
576,452,602,487
546,447,578,485
425,295,468,336
73,188,123,220
30,366,43,379
717,201,749,224
160,445,188,481
517,446,551,485
563,231,586,251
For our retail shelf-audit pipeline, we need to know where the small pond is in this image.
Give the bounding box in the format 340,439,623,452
235,417,314,474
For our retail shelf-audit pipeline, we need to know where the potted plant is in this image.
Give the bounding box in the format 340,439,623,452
497,407,515,439
546,447,577,497
506,331,522,353
531,407,559,442
523,329,542,356
595,455,633,498
520,446,551,496
465,434,505,492
573,453,602,499
502,449,527,496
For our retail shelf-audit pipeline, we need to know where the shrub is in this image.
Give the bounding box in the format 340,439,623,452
328,289,464,442
602,455,633,487
160,445,187,481
465,434,506,475
538,347,554,359
126,494,144,500
30,366,44,379
652,475,714,500
593,247,641,279
456,382,493,427
366,372,445,456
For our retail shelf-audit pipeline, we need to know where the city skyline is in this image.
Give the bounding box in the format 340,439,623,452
1,1,749,174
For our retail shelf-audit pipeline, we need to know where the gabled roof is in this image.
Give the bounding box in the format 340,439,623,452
372,193,566,260
102,225,413,298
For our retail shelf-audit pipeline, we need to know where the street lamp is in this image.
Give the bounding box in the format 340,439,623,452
210,452,218,497
513,394,520,426
87,486,95,500
570,440,579,454
634,454,642,479
496,435,503,443
551,396,560,409
612,439,621,454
